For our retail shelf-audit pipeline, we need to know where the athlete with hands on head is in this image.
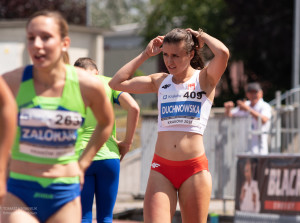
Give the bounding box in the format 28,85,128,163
109,27,229,223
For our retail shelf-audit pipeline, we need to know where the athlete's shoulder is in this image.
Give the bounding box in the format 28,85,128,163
2,66,25,80
76,67,100,83
2,66,26,97
151,72,169,79
76,68,107,108
76,67,105,96
150,72,169,90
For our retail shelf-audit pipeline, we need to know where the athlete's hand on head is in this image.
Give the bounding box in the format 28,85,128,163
144,36,164,57
186,28,205,48
186,28,198,37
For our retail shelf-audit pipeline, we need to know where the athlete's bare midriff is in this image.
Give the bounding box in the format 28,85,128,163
10,159,80,178
155,131,205,161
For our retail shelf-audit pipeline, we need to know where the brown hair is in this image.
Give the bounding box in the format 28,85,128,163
163,28,204,69
74,57,98,71
26,10,70,64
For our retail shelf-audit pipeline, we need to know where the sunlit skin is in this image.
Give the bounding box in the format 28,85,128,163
27,16,69,71
0,76,17,206
109,27,229,223
85,68,98,76
1,13,114,223
162,41,194,83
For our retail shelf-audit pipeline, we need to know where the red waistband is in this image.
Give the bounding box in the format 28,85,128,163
153,153,207,166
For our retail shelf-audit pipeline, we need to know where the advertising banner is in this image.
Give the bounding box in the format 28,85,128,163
235,155,300,215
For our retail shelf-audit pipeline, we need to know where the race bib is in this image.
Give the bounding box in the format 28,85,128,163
160,90,203,127
19,108,82,158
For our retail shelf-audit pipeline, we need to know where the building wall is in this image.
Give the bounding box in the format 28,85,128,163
104,47,157,108
104,28,158,108
0,21,29,74
0,21,157,108
0,21,104,75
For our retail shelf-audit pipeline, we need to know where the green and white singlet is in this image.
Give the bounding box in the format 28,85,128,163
12,65,86,165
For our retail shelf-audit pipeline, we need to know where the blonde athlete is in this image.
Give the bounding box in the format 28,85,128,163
1,10,113,223
109,28,229,223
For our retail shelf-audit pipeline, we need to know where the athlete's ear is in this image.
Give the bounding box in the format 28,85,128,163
189,49,195,60
62,36,70,51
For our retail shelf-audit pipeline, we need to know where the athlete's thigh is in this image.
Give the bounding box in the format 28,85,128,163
143,170,177,223
46,197,81,223
81,174,95,220
94,159,120,221
94,159,120,204
178,170,212,223
1,192,39,223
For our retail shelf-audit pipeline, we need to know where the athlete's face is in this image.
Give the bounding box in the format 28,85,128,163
162,41,193,75
26,16,69,68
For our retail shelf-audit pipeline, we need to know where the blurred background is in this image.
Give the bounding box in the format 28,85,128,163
1,1,299,222
0,0,296,107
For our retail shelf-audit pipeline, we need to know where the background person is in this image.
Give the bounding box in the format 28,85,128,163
0,77,17,206
74,57,140,223
109,28,229,223
1,10,113,223
224,82,272,154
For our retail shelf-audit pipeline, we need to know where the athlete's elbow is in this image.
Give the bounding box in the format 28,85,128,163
108,79,117,90
221,47,230,61
130,101,140,116
132,108,140,122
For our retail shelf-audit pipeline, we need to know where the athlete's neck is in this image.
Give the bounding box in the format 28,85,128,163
172,68,195,84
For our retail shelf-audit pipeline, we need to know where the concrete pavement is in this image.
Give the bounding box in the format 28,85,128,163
90,193,235,222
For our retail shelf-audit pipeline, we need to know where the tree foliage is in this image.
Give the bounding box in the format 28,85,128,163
142,0,232,43
89,0,149,28
225,0,294,101
141,0,235,106
0,0,149,28
1,0,295,104
142,0,294,104
0,0,87,25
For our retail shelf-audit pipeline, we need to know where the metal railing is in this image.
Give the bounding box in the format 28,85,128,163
117,87,300,218
138,115,250,199
269,87,300,153
138,87,300,199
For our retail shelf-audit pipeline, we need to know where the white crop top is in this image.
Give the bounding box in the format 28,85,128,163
157,70,212,135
